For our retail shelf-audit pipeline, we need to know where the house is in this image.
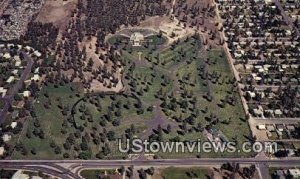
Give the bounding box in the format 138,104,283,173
12,69,19,75
247,91,256,98
34,67,39,74
264,109,274,117
15,61,21,67
2,134,11,142
23,91,31,98
13,100,25,109
277,130,282,137
31,74,40,82
253,108,263,117
288,169,300,178
257,124,266,130
6,76,15,83
0,87,7,97
12,110,19,119
266,131,272,138
3,52,11,59
11,121,18,129
33,50,42,57
14,55,21,61
266,125,275,132
0,147,5,156
286,125,295,131
274,109,283,117
12,170,30,179
276,124,284,132
25,46,32,51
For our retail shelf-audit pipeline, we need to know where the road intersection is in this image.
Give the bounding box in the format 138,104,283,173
1,157,300,179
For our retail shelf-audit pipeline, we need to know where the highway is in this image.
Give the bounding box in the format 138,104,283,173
1,158,300,179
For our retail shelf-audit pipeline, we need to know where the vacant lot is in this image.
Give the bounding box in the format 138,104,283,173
35,0,77,30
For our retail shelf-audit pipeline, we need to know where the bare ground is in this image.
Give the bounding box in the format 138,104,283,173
35,0,77,30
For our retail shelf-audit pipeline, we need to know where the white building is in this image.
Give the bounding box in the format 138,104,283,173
12,170,30,179
31,74,40,82
2,134,11,142
23,91,31,98
11,122,18,129
33,50,42,57
289,169,300,178
130,32,144,46
257,124,266,130
6,76,15,83
0,87,7,97
0,147,5,156
15,61,21,67
3,52,11,59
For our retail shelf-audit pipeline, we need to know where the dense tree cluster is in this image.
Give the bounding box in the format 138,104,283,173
21,22,59,52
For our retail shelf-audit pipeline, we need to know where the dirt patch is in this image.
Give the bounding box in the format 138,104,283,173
78,36,124,93
35,0,77,30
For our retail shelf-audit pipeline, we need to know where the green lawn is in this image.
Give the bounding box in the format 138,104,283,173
12,83,83,159
80,169,117,179
159,167,211,179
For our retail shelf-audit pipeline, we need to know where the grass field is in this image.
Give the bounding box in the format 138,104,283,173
12,83,83,159
80,169,117,179
157,167,211,179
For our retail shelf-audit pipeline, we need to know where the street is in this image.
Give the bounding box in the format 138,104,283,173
1,157,300,179
0,52,33,123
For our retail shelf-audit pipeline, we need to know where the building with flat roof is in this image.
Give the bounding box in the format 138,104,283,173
0,87,7,97
0,147,5,156
130,32,144,46
289,169,300,178
11,170,30,179
31,74,40,82
23,91,31,98
2,134,11,142
6,76,15,83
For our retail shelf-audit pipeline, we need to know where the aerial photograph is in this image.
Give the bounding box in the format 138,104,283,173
0,0,299,178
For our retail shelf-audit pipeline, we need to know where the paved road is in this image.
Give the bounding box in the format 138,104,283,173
257,163,269,179
252,117,300,123
0,52,33,123
1,158,300,179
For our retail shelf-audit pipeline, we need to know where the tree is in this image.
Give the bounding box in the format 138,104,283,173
102,143,111,156
166,124,172,134
63,153,70,159
64,141,72,150
31,148,37,155
146,167,155,175
54,146,62,154
107,131,116,141
112,118,120,126
80,141,89,151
